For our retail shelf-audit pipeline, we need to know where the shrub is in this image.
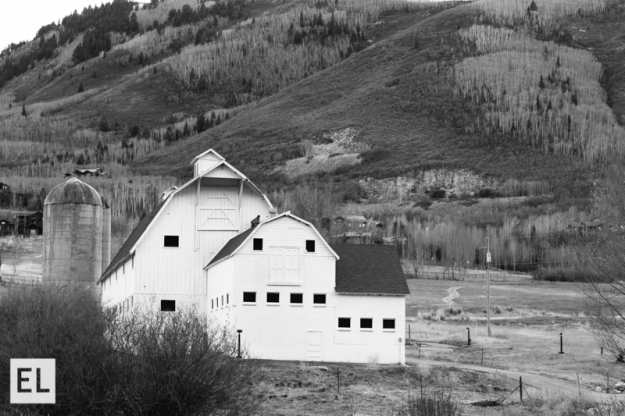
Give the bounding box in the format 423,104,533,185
0,285,261,416
532,268,592,282
477,188,500,198
429,188,447,199
359,148,390,164
396,390,462,416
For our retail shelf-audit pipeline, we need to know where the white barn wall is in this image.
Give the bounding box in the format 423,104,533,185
131,177,270,313
207,258,235,327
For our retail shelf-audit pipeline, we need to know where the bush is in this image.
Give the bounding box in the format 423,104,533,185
359,148,390,164
532,268,592,282
429,188,447,199
0,286,261,416
396,391,462,416
477,188,500,198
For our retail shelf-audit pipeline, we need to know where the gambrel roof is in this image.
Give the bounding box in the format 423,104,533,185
98,199,167,283
204,212,339,270
331,244,410,295
98,149,273,284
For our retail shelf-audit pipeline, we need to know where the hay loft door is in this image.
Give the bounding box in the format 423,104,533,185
197,188,239,231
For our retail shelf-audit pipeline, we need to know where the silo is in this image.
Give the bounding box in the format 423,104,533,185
101,197,111,273
43,178,103,290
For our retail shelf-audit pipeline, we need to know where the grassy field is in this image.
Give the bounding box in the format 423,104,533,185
405,278,622,391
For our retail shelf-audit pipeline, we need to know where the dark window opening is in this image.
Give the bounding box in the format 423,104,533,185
227,293,229,304
211,299,214,309
253,238,263,251
360,318,373,329
267,292,280,303
290,293,303,304
164,235,179,247
383,319,396,329
313,294,326,304
338,317,350,328
161,300,176,312
306,240,315,252
243,292,256,303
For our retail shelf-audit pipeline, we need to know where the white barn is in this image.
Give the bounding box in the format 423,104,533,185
98,149,273,313
205,212,410,364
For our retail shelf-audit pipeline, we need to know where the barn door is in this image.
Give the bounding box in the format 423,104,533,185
269,247,300,283
306,331,323,361
197,188,239,231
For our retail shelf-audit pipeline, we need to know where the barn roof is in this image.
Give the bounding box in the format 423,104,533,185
331,244,410,295
98,199,167,283
205,212,338,270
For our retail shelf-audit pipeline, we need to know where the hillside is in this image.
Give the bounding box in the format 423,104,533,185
133,1,625,202
0,0,624,274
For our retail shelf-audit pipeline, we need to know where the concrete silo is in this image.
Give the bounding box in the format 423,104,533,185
101,197,111,273
43,178,105,290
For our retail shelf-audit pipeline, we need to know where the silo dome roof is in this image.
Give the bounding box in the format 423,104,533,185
44,178,103,206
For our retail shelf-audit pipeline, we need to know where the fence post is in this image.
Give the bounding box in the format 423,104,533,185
519,377,523,402
576,373,582,402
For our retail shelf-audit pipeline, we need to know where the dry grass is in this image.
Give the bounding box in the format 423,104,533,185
405,278,625,391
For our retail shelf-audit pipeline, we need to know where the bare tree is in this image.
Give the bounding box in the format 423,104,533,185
578,163,625,361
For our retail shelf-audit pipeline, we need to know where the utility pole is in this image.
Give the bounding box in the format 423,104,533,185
486,237,491,337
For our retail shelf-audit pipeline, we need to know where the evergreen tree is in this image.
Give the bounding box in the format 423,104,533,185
539,75,545,89
77,82,84,93
21,104,27,117
196,113,206,133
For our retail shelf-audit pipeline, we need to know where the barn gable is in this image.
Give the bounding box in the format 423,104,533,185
204,212,338,270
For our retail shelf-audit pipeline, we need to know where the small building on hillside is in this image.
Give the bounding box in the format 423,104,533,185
73,168,106,177
98,149,274,314
205,212,409,364
0,183,10,191
345,215,367,229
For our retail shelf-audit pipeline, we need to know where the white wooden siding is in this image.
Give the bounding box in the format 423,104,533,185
131,177,270,313
194,154,222,177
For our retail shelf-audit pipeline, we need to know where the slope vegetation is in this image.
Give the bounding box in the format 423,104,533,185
133,3,607,202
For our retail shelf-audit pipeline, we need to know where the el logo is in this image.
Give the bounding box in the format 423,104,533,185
10,359,55,404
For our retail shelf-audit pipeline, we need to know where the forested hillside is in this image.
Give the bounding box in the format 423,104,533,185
0,0,624,275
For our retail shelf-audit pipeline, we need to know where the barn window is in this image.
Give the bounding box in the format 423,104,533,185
164,235,179,247
290,293,303,304
253,238,263,250
360,318,373,329
161,300,176,312
216,297,219,308
243,292,256,303
221,295,224,306
313,294,326,305
267,292,280,304
227,293,229,304
306,240,315,252
383,319,396,330
338,317,351,329
211,299,214,309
